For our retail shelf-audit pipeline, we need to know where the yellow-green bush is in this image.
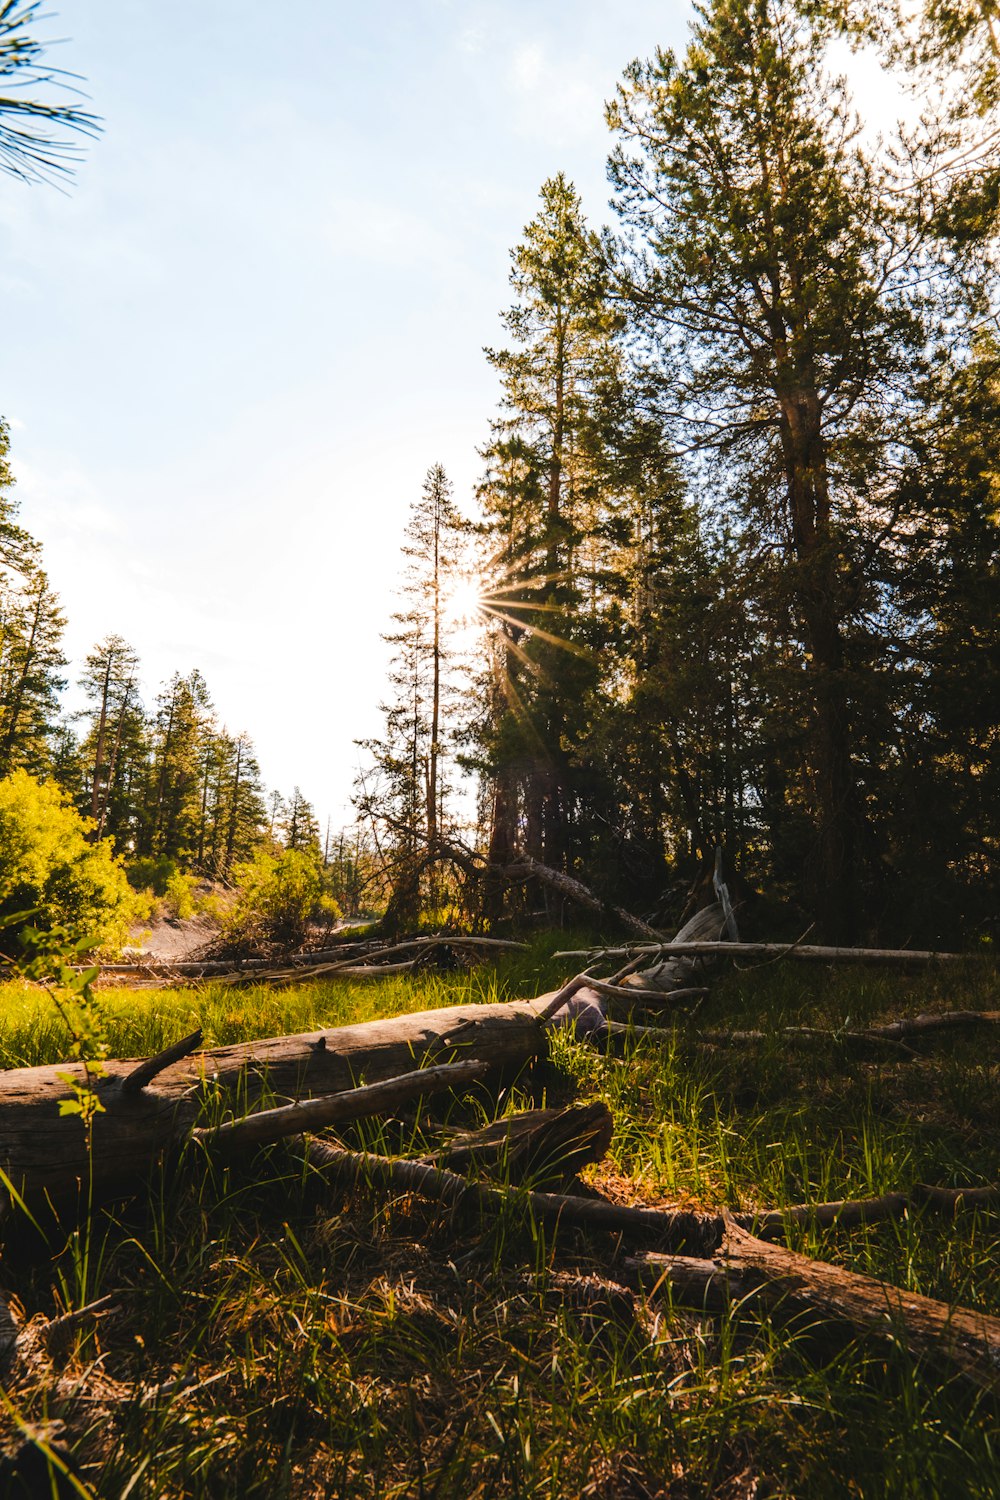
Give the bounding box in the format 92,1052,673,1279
0,769,149,957
221,845,340,952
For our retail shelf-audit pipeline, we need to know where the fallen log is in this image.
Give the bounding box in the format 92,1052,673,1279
304,1139,1000,1394
741,1182,1000,1239
554,941,984,966
304,1140,721,1254
0,1000,546,1204
99,936,529,982
543,903,732,1031
627,1218,1000,1394
197,958,419,989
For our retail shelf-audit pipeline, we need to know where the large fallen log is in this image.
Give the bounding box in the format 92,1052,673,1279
0,1000,546,1205
2,900,728,1207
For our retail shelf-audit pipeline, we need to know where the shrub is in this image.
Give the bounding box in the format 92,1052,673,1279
221,845,340,953
0,769,149,957
126,854,181,898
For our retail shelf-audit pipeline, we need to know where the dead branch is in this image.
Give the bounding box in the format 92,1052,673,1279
431,1101,613,1184
304,1140,721,1255
627,1218,1000,1394
192,1060,489,1152
554,941,984,966
120,1028,204,1094
500,857,664,941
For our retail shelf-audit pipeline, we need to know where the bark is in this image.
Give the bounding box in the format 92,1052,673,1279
503,857,664,941
627,1217,1000,1394
305,1140,720,1255
0,1000,546,1205
553,941,981,966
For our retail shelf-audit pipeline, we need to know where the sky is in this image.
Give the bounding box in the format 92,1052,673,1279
1,0,696,833
2,1,898,837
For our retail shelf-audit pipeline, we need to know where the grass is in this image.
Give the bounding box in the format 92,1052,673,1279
1,935,999,1497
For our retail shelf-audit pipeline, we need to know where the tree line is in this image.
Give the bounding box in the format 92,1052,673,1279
0,417,322,884
356,0,1000,944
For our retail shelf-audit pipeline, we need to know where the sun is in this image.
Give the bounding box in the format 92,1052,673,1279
444,572,484,629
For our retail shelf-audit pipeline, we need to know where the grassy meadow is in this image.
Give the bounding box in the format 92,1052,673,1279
1,939,999,1498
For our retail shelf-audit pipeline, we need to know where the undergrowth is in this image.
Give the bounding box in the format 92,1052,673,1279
0,935,998,1497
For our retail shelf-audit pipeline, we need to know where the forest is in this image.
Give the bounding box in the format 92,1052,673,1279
1,0,1000,1495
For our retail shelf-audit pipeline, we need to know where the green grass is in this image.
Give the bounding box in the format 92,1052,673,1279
1,938,998,1497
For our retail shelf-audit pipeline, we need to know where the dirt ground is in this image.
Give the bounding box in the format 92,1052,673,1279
124,910,222,964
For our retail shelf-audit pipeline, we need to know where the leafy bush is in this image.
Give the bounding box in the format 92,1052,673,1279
126,854,181,898
221,845,340,953
0,769,149,957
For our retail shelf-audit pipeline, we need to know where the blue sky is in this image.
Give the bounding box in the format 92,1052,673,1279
3,1,693,828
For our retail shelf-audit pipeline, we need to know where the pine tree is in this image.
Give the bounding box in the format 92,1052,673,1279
281,786,321,855
78,634,143,842
607,0,938,937
478,175,623,875
139,670,216,864
356,464,468,866
0,564,67,778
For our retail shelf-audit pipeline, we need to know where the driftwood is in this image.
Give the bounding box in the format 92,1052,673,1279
0,1000,545,1204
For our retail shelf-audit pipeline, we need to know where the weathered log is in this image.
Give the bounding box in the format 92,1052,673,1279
614,903,730,996
741,1181,1000,1239
627,1219,1000,1394
543,904,732,1032
100,936,530,985
554,941,984,966
0,1000,546,1204
305,1140,721,1254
